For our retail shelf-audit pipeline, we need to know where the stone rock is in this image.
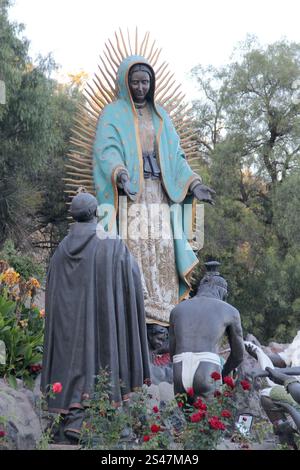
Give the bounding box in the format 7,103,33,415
267,341,289,354
0,378,42,449
34,288,45,311
236,354,268,417
146,382,174,412
158,382,174,403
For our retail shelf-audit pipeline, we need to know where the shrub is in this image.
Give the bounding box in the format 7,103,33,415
0,261,44,388
0,240,44,282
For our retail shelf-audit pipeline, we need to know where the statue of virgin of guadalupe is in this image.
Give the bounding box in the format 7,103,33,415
65,31,215,326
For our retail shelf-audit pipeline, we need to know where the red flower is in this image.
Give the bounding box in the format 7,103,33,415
190,411,205,423
194,398,207,411
211,371,221,381
150,424,161,433
240,380,251,391
208,416,226,431
214,390,221,397
152,405,159,413
177,401,184,408
0,430,5,438
241,443,250,449
30,364,42,373
187,387,194,397
221,409,232,419
143,435,150,442
223,376,235,389
52,382,63,394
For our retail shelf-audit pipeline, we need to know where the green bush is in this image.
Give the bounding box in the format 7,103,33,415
0,240,45,282
78,369,251,450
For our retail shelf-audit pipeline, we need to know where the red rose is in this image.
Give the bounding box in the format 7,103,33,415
30,364,42,373
240,380,251,391
209,416,226,431
194,398,207,411
211,371,221,381
221,409,232,418
187,387,194,397
52,382,63,394
177,401,184,408
223,376,235,389
0,430,5,438
217,421,226,431
152,405,159,413
150,424,161,433
143,435,150,442
214,390,221,397
190,411,205,423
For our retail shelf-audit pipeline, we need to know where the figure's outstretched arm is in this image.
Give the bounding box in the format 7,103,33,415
273,402,300,431
262,367,300,404
244,343,287,368
277,367,300,376
189,180,216,205
222,311,244,377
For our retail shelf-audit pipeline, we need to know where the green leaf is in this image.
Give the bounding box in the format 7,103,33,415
7,374,18,389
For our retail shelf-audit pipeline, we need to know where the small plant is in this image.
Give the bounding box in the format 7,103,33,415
37,382,64,450
80,369,131,450
0,416,8,449
175,374,236,450
251,418,273,444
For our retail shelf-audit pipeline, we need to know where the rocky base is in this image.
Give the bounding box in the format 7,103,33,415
0,377,42,449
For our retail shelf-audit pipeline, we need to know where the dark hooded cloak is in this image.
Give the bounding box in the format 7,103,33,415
41,194,150,411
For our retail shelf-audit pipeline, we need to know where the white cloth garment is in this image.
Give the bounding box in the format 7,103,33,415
278,331,300,367
244,341,276,386
173,351,222,392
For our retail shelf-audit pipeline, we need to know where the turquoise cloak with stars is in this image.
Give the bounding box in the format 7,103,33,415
93,55,200,300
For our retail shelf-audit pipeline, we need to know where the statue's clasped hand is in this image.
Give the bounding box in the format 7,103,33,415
192,183,216,205
118,172,137,202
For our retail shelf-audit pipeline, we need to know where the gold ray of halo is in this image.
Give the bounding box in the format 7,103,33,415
108,38,122,65
151,48,162,68
100,57,116,86
127,28,133,55
119,28,129,57
115,31,125,60
104,45,119,71
97,64,116,93
135,27,138,55
139,31,148,56
141,31,150,57
93,75,115,101
146,39,156,61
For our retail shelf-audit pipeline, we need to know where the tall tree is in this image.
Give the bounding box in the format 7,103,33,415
191,38,300,342
0,0,80,251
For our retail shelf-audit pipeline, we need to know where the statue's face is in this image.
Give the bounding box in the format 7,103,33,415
147,326,168,350
129,70,151,103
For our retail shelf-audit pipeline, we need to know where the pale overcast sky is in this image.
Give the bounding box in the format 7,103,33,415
8,0,300,99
